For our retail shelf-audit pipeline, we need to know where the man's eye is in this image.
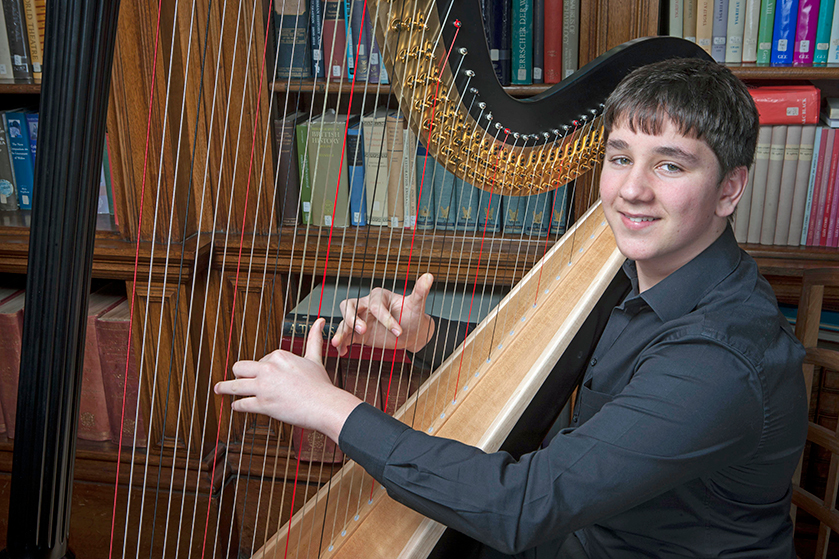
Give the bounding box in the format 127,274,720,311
660,163,682,173
611,156,630,165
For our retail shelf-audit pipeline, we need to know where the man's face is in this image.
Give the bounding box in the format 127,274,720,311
599,119,743,291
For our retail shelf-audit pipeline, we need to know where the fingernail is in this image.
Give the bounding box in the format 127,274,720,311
355,323,363,333
392,328,401,337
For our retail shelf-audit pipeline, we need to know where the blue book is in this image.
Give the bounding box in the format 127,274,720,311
433,159,457,230
711,0,731,62
523,191,552,236
478,189,502,233
454,180,481,232
4,112,33,210
25,112,37,163
550,184,570,236
346,119,366,226
771,0,800,64
344,0,370,81
274,0,312,79
502,195,528,234
309,0,325,79
812,0,835,64
482,0,512,85
415,143,435,230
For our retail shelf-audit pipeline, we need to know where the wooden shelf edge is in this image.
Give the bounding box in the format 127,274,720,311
0,82,40,94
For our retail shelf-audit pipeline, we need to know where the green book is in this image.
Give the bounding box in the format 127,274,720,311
306,114,350,228
511,0,533,85
755,0,776,65
295,121,312,225
812,0,835,64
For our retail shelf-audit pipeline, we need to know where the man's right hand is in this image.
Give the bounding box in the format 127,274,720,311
331,273,436,355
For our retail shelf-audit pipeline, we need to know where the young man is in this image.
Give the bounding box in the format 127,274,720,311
215,58,808,557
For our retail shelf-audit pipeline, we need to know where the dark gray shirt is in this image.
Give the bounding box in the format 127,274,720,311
339,226,808,558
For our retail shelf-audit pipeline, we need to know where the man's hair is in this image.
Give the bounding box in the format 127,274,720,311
602,58,759,177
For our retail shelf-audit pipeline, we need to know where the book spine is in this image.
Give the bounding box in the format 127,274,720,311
434,159,456,230
711,0,730,61
771,0,800,64
759,125,788,245
343,0,354,80
500,0,512,85
502,195,527,234
785,125,817,245
24,111,36,162
349,0,369,81
806,128,829,244
346,123,367,226
415,143,434,230
725,0,745,62
809,128,834,245
746,126,773,242
523,191,552,236
511,0,532,85
756,0,777,63
734,168,754,242
479,189,502,233
770,125,801,244
822,130,839,245
275,118,301,226
0,308,22,437
742,0,762,61
0,7,13,82
403,127,416,228
750,86,821,125
532,0,544,83
4,112,32,209
309,0,324,78
697,0,715,54
453,180,480,232
799,126,823,244
78,315,113,441
20,0,41,82
0,114,16,211
543,0,562,83
322,0,346,81
561,0,578,77
274,1,312,79
385,114,404,227
550,183,569,235
308,121,349,227
793,0,820,65
670,0,684,37
830,0,839,62
685,0,699,42
296,122,312,224
2,0,30,82
813,0,834,63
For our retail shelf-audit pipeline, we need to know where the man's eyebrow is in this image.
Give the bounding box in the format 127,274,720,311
605,138,628,150
654,146,700,165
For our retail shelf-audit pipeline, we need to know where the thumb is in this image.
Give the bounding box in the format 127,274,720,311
408,273,434,308
305,318,325,365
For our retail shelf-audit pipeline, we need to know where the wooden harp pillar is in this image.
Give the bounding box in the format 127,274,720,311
2,1,121,558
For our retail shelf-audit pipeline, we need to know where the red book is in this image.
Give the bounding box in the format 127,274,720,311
808,129,833,246
322,0,347,82
77,291,123,441
821,131,839,246
0,292,25,438
96,299,147,447
543,0,562,83
749,86,821,125
0,287,22,434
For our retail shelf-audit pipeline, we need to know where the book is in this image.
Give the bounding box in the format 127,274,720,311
749,85,820,125
827,97,839,119
550,183,570,235
711,0,730,62
807,128,834,245
800,126,824,244
20,0,42,83
344,0,370,81
0,114,16,211
402,126,417,228
274,112,306,227
0,6,15,82
346,118,367,226
306,112,350,227
756,0,778,63
561,0,578,77
813,0,835,63
0,290,23,438
543,0,562,83
415,142,435,230
78,291,123,442
792,0,820,65
697,0,715,54
511,0,533,84
523,190,552,236
433,157,457,230
742,0,762,61
322,0,347,81
309,0,324,79
757,125,787,245
770,0,799,65
479,189,502,233
684,0,699,42
734,164,755,242
821,130,839,245
768,125,801,245
274,0,312,79
785,125,817,245
830,1,839,62
502,194,528,234
484,0,513,86
725,0,745,62
454,179,481,232
362,107,390,226
96,299,147,447
295,119,312,224
2,0,31,82
368,32,387,84
669,0,684,37
4,111,33,210
746,126,773,242
532,0,544,83
24,111,36,162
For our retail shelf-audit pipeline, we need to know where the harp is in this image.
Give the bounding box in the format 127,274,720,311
1,0,709,557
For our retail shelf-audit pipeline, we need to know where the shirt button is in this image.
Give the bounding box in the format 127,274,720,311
590,357,597,367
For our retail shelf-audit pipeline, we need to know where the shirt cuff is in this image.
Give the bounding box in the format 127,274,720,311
338,402,410,483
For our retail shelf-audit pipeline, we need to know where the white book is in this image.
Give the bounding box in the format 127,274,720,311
684,0,698,42
402,126,417,228
725,0,745,63
771,125,802,244
786,126,817,245
362,107,391,226
746,126,773,243
741,0,762,62
757,126,788,245
670,0,684,37
0,8,14,82
830,3,839,63
734,163,756,242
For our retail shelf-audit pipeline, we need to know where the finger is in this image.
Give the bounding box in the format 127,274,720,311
215,378,255,397
368,292,402,337
231,360,262,378
340,298,366,335
230,396,259,414
305,318,325,364
330,321,354,356
407,273,434,308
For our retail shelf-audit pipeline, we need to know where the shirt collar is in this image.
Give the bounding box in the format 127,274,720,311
620,225,742,323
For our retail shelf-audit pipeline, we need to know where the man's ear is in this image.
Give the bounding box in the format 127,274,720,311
716,166,748,219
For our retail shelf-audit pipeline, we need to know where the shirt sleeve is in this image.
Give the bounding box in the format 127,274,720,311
339,336,765,555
